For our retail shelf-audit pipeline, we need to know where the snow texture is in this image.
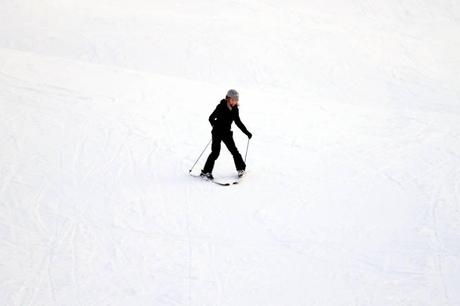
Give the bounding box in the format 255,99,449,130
1,0,460,305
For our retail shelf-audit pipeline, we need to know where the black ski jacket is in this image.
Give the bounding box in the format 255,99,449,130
209,100,250,136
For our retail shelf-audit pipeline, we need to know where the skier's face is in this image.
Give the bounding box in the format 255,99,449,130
229,98,238,107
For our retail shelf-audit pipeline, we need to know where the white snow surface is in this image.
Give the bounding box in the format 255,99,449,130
1,1,460,305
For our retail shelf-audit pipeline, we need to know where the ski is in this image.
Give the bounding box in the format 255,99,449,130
213,180,231,186
189,173,231,186
189,171,247,186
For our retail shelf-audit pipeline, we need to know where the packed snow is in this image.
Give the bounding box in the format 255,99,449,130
1,1,460,305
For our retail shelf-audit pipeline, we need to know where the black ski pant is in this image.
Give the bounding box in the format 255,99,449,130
203,132,245,173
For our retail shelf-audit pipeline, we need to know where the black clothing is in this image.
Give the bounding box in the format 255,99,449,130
203,100,251,173
209,100,251,137
203,132,246,173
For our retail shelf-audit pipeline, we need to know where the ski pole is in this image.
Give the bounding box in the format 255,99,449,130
244,138,250,163
189,138,212,173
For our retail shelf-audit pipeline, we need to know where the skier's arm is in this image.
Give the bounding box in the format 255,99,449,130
234,109,252,138
208,105,219,126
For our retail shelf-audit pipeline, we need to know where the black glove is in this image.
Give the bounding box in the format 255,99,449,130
247,132,252,139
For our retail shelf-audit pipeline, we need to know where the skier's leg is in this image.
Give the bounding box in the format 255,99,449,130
203,134,221,173
223,133,246,171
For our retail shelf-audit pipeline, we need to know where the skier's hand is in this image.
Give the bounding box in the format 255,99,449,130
247,132,253,139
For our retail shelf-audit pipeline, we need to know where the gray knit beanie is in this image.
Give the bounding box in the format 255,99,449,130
226,89,239,101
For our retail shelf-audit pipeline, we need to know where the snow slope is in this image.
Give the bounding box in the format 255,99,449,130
1,1,460,305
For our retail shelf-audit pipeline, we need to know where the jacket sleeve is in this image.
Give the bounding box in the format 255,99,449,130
209,105,220,126
234,108,250,135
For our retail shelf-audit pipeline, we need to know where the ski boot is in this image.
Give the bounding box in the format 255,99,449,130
200,171,214,180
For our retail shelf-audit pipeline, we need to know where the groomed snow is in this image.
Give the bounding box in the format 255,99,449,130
1,1,460,305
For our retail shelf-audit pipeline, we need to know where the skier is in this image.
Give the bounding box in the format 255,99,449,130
201,89,252,180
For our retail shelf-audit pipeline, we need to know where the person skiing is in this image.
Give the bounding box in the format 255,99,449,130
201,89,252,180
